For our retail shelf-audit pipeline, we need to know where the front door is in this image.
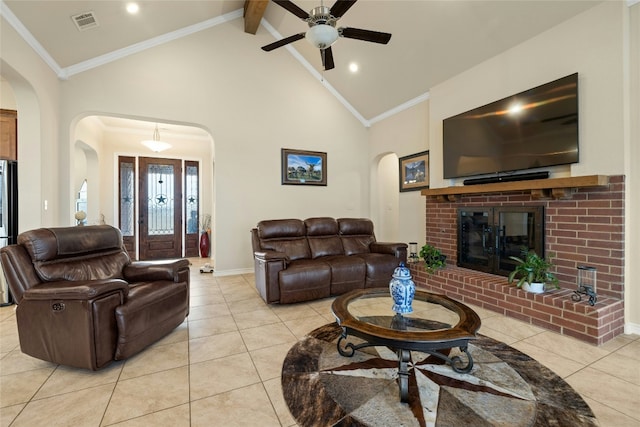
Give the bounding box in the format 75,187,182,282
139,157,182,260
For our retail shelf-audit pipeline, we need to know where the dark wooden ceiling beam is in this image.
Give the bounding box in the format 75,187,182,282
244,0,269,34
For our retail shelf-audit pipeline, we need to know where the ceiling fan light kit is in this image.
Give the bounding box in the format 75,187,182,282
262,0,391,71
306,24,338,49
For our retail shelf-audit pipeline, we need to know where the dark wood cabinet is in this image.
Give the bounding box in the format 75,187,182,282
0,109,17,161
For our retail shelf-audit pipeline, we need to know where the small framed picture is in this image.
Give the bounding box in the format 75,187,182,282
281,148,327,186
399,151,429,192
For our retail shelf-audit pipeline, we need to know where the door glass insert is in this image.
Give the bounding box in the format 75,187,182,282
185,163,199,234
147,163,175,236
119,160,135,236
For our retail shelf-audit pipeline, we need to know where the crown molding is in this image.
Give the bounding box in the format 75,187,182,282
63,8,244,78
368,92,430,126
4,1,424,128
0,1,64,77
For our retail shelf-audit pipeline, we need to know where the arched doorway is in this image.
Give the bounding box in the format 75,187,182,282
73,115,214,260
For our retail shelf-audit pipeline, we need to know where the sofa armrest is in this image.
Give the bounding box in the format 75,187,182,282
370,242,408,260
0,245,42,304
22,279,129,301
123,259,190,283
253,252,287,304
254,251,289,264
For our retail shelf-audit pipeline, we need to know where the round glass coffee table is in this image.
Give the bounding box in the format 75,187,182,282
331,288,481,402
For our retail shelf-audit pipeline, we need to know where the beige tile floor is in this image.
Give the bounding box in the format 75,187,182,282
1,260,639,426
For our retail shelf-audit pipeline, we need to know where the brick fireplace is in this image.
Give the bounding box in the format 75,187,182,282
412,175,625,345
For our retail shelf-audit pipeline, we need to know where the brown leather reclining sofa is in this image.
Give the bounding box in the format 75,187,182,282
0,225,190,370
251,217,407,304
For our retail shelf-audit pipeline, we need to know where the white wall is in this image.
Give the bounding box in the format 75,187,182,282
1,18,61,231
429,2,626,189
56,19,370,273
369,101,429,248
625,2,640,334
0,78,17,109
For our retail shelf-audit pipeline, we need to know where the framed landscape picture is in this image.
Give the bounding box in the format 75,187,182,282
399,151,429,192
281,148,327,186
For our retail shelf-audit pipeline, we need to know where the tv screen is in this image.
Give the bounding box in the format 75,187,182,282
443,73,579,179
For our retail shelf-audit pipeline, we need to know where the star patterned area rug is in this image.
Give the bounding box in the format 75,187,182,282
281,323,598,427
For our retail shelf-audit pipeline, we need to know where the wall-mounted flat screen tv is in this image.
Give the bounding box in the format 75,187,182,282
443,73,579,179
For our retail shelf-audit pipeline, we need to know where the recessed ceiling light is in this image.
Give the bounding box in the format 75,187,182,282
349,62,359,73
126,3,139,14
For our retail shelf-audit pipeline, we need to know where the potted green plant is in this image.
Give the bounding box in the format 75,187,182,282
507,250,559,293
419,244,447,274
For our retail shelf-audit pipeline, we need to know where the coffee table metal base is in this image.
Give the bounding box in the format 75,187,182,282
336,330,474,402
332,289,481,404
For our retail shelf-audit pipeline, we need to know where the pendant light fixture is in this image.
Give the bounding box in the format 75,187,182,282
141,124,171,153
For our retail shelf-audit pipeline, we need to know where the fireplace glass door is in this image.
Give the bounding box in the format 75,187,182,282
458,206,544,277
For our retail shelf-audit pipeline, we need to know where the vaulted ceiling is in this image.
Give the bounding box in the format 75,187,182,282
3,0,604,125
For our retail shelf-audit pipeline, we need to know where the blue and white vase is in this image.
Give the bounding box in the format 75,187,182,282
389,263,416,314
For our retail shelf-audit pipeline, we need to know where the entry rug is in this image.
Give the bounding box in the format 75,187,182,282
281,323,598,427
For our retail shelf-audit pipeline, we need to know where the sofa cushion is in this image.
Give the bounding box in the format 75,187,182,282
338,218,374,236
19,226,123,261
257,219,306,239
306,217,339,235
279,260,331,304
308,236,344,258
338,218,375,255
306,217,344,258
18,226,130,282
260,239,311,261
321,255,366,295
341,236,374,256
257,219,311,261
354,253,402,287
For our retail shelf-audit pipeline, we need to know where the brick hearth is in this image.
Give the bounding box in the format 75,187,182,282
418,175,625,345
409,264,624,345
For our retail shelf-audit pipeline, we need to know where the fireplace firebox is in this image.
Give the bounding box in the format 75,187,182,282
457,206,544,277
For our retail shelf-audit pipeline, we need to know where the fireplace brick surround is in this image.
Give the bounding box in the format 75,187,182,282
413,175,625,345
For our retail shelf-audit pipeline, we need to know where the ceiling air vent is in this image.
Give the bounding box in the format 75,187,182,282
71,11,99,31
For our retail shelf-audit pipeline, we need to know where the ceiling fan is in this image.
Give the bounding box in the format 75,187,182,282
261,0,392,71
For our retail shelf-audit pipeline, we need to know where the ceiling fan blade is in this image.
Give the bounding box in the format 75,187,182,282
261,33,305,52
272,0,309,20
330,0,357,19
321,47,335,71
340,27,392,44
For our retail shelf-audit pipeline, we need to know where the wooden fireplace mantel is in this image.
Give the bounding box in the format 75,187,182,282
421,175,609,202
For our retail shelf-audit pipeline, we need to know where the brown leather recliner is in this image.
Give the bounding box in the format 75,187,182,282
0,225,190,370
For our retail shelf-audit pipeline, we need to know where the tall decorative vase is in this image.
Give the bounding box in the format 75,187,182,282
199,231,210,258
389,263,416,314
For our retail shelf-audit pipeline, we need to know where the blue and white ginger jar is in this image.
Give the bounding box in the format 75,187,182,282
389,262,416,314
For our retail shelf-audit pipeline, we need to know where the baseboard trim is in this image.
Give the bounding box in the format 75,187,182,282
625,322,640,336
